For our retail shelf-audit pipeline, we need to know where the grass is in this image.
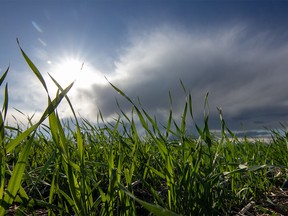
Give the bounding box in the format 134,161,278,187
0,43,287,215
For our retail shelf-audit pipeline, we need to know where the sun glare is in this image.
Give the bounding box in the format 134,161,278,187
44,54,107,118
46,55,106,95
49,57,83,87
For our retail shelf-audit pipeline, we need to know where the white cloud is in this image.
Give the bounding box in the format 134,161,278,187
78,24,288,130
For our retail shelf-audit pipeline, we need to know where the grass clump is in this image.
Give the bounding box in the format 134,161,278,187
0,43,287,215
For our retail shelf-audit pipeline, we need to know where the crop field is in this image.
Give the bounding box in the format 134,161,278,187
0,45,287,215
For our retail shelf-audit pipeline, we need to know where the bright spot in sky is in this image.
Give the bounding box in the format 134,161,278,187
46,55,106,96
48,57,83,88
43,54,107,119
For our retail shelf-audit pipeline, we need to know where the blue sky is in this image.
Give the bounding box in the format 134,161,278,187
1,0,288,136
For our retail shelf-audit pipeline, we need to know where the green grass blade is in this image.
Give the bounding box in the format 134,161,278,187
76,127,84,163
181,101,187,135
0,111,5,144
147,166,166,179
118,183,179,216
17,39,48,93
48,163,58,212
65,164,81,214
0,156,5,200
58,189,79,214
6,82,73,153
48,73,78,121
166,91,173,139
5,124,39,153
106,78,134,104
0,133,35,215
39,82,74,123
2,84,8,121
48,73,84,162
0,66,9,87
28,152,56,194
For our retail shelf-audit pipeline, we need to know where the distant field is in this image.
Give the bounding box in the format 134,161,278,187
0,46,287,215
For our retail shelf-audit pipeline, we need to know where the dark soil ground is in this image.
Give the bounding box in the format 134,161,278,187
6,187,288,215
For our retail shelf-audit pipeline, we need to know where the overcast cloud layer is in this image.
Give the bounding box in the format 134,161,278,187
72,24,288,134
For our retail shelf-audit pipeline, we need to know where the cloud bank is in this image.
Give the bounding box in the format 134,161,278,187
74,24,288,132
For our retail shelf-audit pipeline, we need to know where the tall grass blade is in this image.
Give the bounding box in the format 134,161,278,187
48,73,78,121
165,91,173,139
2,84,8,121
0,132,35,215
5,82,73,153
106,77,134,104
118,183,179,216
17,39,48,93
0,66,9,87
48,73,84,162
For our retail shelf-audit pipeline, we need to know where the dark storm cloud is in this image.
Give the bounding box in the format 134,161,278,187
77,25,288,131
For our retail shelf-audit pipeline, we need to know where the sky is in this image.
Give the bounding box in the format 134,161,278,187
1,0,288,137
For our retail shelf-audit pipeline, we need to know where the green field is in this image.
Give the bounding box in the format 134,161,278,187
0,45,287,215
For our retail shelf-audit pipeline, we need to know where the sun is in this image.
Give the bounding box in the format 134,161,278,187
46,55,106,95
43,54,108,118
48,57,84,89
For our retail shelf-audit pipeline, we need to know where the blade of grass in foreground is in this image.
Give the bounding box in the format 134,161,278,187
48,73,84,163
5,82,73,154
0,67,9,206
0,132,36,215
17,39,48,94
118,183,179,216
0,66,8,87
